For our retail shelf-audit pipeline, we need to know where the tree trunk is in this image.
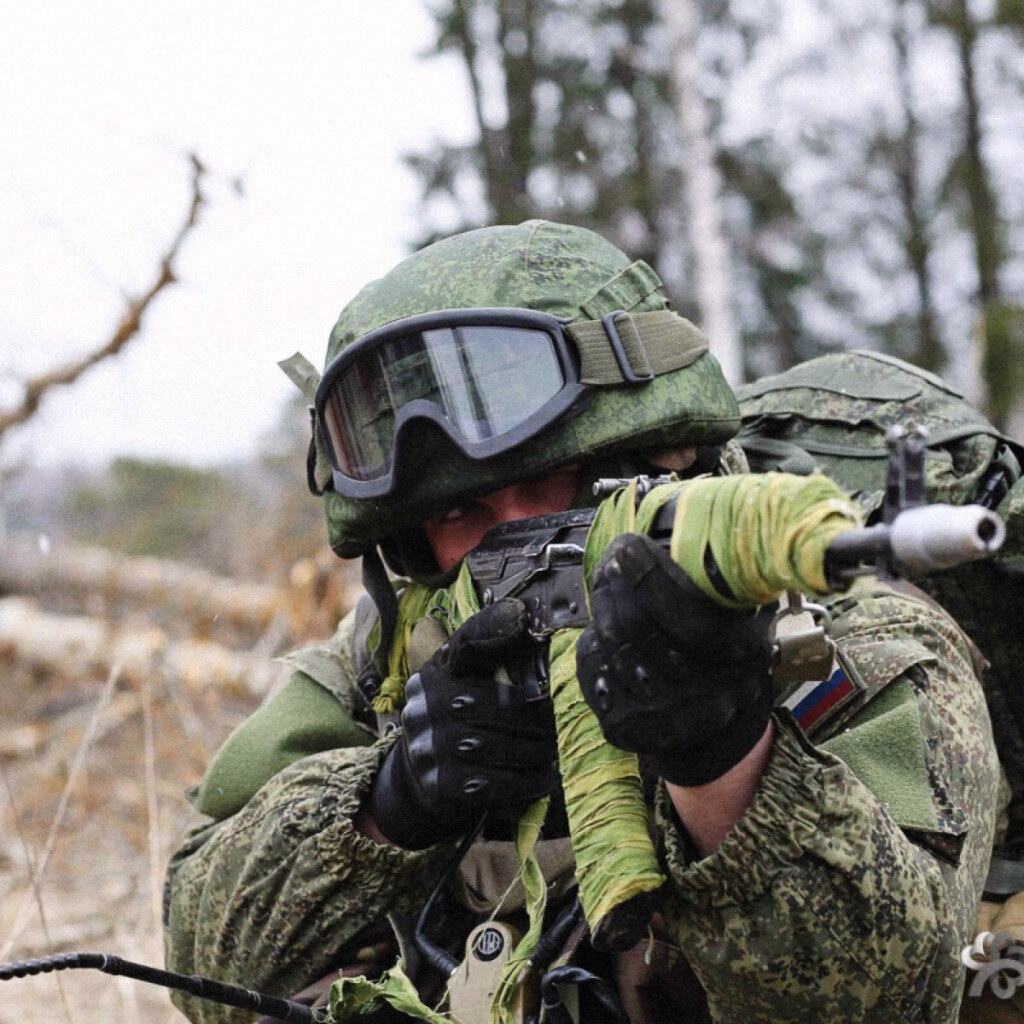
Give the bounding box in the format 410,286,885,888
0,597,283,699
453,0,516,223
893,3,944,371
950,0,1013,424
497,0,537,222
659,0,744,383
0,539,361,645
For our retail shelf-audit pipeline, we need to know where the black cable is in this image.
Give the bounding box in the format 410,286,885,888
0,952,324,1022
414,815,488,977
528,896,583,971
540,964,628,1024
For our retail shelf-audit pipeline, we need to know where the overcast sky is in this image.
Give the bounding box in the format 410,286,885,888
0,2,473,469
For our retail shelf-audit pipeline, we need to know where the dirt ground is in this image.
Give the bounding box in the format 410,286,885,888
0,541,363,1024
0,621,304,1024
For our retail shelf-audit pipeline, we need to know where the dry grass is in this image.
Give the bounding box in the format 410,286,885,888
0,549,361,1024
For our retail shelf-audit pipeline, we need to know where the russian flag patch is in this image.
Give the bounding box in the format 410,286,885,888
783,654,862,736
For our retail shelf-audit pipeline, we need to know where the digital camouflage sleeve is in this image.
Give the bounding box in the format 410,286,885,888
658,583,999,1023
163,584,998,1024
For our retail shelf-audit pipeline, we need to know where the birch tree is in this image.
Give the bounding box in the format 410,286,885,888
659,0,743,382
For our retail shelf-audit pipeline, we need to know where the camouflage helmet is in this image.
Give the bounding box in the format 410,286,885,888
321,220,739,562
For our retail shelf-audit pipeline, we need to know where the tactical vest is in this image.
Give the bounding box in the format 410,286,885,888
735,350,1024,891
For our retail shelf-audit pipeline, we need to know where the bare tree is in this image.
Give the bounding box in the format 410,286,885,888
0,154,208,444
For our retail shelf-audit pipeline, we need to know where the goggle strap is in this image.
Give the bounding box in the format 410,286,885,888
566,309,709,386
308,414,335,494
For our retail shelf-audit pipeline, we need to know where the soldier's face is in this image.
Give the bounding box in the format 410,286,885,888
423,465,581,572
421,446,699,572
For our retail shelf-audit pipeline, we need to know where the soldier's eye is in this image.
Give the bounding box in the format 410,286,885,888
438,505,472,522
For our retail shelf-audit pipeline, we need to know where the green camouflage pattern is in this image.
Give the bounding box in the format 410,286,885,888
996,475,1024,568
322,221,738,558
163,582,998,1024
735,350,1015,510
658,584,998,1024
736,351,1024,857
163,736,452,1024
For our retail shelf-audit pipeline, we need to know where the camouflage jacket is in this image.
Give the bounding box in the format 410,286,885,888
163,582,999,1024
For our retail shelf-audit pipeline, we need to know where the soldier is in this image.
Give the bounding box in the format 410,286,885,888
164,221,1000,1023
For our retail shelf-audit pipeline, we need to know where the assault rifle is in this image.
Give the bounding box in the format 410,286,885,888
464,426,1006,696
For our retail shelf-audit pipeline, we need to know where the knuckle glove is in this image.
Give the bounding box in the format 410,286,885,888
368,598,557,849
577,533,774,787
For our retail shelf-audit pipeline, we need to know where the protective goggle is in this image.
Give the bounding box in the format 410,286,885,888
310,306,708,498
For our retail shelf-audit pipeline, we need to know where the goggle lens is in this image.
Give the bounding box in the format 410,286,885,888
321,325,566,482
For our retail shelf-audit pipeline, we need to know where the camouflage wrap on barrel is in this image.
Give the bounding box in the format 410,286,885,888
322,220,739,557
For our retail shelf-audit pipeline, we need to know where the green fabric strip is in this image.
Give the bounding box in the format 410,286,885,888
578,258,664,319
330,967,448,1024
547,627,665,932
566,310,708,385
489,797,550,1024
276,351,321,400
371,585,437,715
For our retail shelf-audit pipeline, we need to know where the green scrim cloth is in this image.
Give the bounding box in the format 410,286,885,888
546,628,665,933
585,473,862,611
371,585,437,715
329,967,449,1024
489,797,550,1024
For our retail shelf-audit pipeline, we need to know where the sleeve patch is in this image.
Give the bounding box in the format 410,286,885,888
783,652,864,737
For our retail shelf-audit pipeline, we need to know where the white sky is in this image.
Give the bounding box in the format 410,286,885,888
0,1,473,468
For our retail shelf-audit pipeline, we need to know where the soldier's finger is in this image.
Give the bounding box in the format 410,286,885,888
447,598,529,675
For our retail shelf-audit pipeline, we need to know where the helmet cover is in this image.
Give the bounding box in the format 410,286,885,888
322,220,739,559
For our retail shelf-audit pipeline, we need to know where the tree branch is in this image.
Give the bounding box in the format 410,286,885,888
0,153,208,443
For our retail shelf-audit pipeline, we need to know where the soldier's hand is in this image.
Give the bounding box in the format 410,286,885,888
368,598,557,849
576,534,775,787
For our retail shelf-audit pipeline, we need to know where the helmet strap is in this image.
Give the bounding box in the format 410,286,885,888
360,546,400,689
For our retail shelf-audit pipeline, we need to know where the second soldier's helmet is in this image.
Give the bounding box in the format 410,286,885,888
310,220,739,581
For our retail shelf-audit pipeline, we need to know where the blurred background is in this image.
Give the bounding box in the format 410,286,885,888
1,1,1022,1021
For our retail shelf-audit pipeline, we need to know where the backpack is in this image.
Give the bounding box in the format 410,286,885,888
735,350,1024,889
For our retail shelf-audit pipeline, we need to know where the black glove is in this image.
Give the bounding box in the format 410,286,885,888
576,533,775,787
368,598,558,849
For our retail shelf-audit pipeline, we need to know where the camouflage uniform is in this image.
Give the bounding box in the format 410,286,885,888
164,575,998,1023
163,221,1000,1023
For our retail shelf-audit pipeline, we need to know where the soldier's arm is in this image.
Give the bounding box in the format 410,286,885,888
657,585,999,1024
666,720,777,856
162,610,448,1024
163,736,446,1024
